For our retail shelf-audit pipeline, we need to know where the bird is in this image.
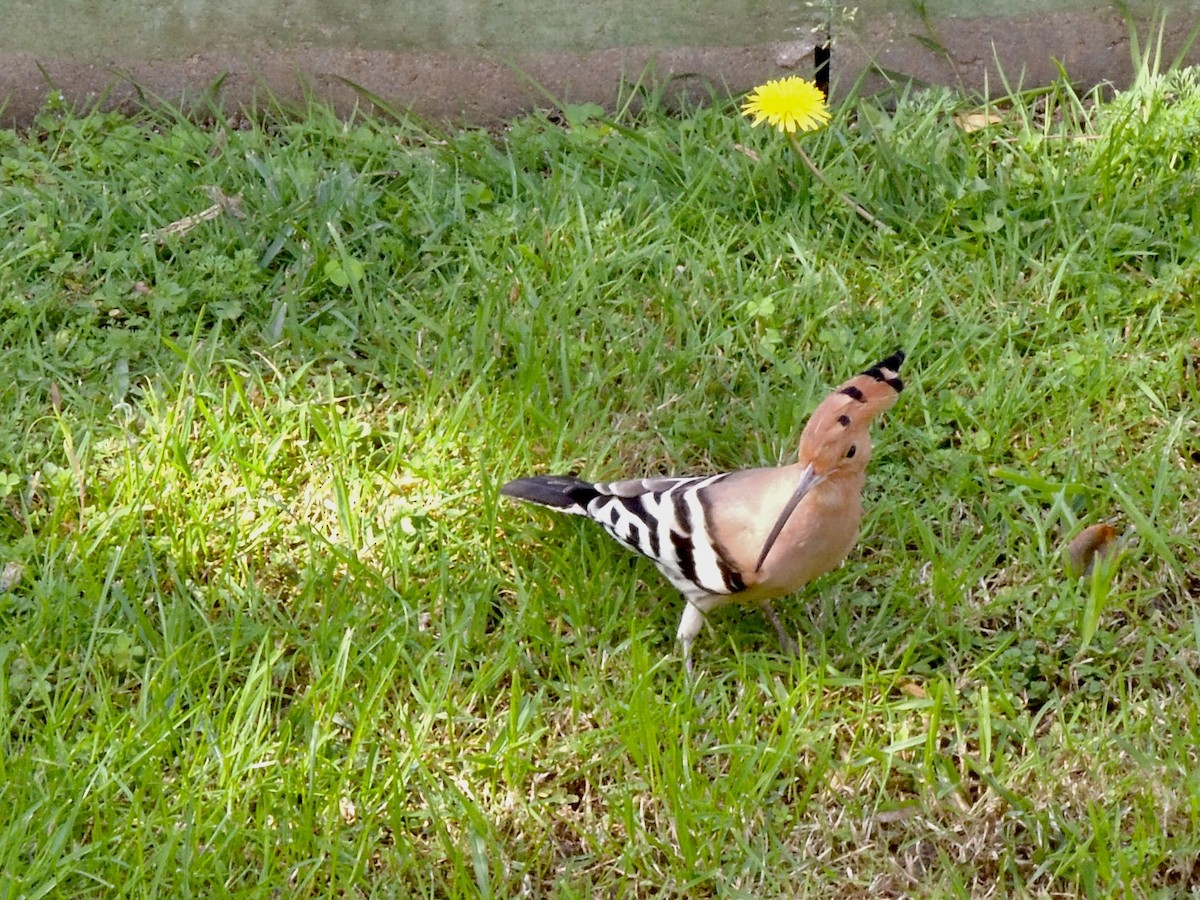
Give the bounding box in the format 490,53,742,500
500,350,905,669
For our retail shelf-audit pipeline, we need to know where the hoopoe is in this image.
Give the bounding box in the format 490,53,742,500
501,350,904,669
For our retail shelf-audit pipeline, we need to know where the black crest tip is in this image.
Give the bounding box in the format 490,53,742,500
862,349,905,392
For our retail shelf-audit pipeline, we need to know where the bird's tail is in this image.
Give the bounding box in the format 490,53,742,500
500,475,598,516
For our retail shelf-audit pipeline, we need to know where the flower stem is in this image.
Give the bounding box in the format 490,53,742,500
786,132,892,233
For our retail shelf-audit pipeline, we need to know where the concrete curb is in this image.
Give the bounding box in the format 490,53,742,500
1,11,1196,126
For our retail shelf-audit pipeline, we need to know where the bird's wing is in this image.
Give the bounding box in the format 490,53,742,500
583,474,750,598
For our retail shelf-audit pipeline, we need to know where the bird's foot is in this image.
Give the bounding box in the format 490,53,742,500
760,600,799,657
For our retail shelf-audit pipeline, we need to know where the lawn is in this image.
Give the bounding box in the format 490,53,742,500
1,58,1198,896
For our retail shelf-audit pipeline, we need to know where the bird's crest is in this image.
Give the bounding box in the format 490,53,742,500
803,349,904,437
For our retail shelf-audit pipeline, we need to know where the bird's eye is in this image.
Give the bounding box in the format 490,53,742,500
845,445,857,458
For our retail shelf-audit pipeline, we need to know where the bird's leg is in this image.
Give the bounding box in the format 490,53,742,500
759,600,798,656
677,602,706,674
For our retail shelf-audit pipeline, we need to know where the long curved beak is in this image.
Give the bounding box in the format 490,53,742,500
754,463,826,572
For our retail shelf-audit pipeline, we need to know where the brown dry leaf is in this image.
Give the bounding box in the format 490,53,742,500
206,185,246,219
954,111,1003,133
732,143,760,162
142,185,245,242
874,805,918,825
1065,523,1119,578
899,681,926,699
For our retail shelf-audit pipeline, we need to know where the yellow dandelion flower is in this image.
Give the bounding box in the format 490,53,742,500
741,77,830,134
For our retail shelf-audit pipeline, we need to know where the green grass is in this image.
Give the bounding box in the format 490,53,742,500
1,62,1198,896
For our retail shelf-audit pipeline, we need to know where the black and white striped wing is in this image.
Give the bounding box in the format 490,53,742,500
584,475,747,599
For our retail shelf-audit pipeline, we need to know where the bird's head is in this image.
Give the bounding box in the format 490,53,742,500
751,350,905,573
795,349,905,484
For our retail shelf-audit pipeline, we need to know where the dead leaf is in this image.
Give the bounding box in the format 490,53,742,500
142,186,245,242
899,681,927,699
1066,523,1119,579
954,111,1003,133
732,143,760,162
